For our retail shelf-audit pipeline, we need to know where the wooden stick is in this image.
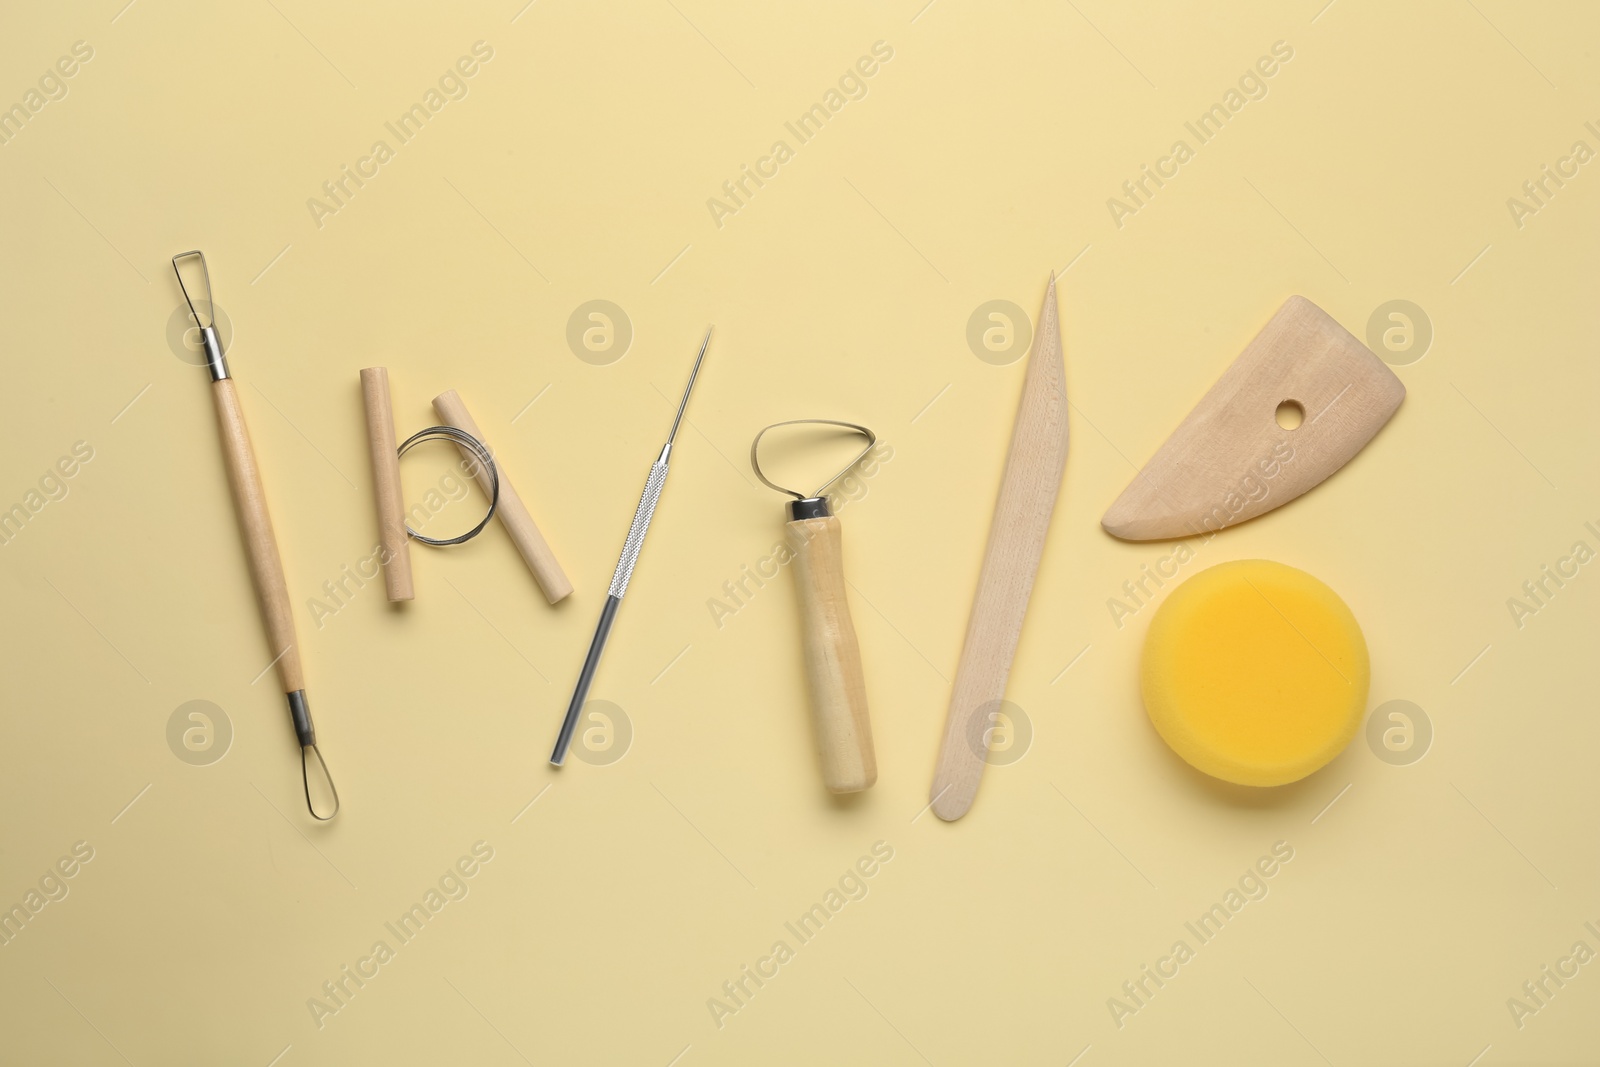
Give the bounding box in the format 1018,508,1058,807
789,515,876,793
211,378,305,693
929,275,1069,821
432,389,573,604
360,368,414,601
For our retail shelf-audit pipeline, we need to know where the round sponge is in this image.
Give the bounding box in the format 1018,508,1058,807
1141,560,1369,787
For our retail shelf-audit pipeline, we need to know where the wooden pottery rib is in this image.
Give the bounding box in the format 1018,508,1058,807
1101,296,1404,541
929,275,1069,822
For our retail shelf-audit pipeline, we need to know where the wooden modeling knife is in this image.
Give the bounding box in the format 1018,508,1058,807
930,275,1069,821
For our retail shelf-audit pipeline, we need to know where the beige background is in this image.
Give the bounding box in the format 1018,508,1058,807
1,0,1597,1063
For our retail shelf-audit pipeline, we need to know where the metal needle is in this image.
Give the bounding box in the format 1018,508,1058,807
550,327,714,766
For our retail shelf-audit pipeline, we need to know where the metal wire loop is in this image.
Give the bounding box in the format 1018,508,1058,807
171,250,216,330
750,419,878,501
396,425,500,546
302,743,341,821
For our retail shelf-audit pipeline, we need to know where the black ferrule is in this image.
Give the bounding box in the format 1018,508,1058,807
287,690,316,746
789,496,831,521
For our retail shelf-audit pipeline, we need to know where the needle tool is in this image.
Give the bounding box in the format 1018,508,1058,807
550,327,714,766
173,251,340,821
750,420,879,793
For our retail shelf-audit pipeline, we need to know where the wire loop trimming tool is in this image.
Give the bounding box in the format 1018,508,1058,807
750,419,879,793
173,250,340,821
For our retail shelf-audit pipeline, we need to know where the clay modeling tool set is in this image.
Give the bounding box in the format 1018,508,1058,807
172,251,340,820
549,327,714,766
168,236,1401,821
750,420,879,794
930,275,1069,821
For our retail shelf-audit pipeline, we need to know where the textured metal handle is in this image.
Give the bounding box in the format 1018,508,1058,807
607,446,670,598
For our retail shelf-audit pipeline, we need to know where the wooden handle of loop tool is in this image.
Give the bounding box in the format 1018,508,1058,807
788,515,876,793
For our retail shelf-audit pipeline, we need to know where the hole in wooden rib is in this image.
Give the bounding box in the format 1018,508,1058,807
1275,400,1305,430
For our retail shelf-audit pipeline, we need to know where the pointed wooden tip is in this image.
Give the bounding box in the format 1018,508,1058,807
1101,488,1178,541
1038,274,1060,340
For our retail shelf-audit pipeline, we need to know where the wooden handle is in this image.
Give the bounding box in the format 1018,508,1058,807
360,368,414,601
431,390,572,604
789,515,876,793
211,378,304,693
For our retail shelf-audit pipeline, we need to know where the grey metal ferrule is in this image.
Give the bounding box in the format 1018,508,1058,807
287,689,315,746
200,325,230,381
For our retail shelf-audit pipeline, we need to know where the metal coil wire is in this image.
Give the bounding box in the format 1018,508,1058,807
396,425,500,547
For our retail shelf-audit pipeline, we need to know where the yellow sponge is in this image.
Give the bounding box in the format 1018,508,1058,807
1140,560,1369,787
